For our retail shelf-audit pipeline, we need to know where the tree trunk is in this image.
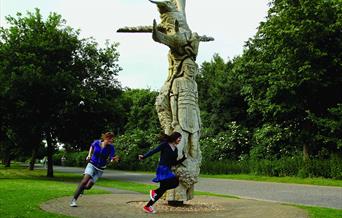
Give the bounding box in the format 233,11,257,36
4,157,11,167
3,147,11,167
46,130,54,177
29,147,37,170
302,120,312,162
303,144,309,161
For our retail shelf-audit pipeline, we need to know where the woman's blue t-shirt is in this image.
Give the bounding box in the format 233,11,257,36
90,140,115,169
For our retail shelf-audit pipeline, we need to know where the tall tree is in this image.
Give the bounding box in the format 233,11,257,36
235,0,342,158
197,54,249,135
122,89,160,133
0,9,123,176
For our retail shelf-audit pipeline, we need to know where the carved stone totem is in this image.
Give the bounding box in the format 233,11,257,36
117,0,213,203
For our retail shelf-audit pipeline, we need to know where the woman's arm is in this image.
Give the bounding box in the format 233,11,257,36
175,151,187,165
86,145,94,161
138,143,165,160
109,146,120,162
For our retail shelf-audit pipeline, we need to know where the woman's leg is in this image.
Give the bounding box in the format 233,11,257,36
84,179,94,190
84,168,102,190
73,174,92,200
146,177,179,207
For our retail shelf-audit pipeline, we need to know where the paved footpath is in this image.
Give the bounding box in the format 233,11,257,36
42,192,308,218
54,166,342,209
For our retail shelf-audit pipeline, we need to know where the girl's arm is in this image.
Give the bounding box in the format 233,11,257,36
138,143,165,160
110,146,119,162
86,145,94,161
175,150,187,165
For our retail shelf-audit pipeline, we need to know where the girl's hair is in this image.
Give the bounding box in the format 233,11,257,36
160,131,182,143
101,132,114,141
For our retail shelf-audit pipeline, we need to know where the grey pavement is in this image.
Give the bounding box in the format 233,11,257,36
42,194,309,218
54,166,342,209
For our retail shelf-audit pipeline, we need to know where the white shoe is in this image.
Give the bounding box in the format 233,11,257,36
70,199,77,207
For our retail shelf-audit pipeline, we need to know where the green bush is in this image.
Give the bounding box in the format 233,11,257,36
200,155,341,178
53,150,88,167
330,154,342,179
68,151,88,167
200,122,251,161
249,157,299,177
275,156,302,176
201,160,249,174
298,158,339,178
111,129,160,171
250,123,296,160
309,104,342,151
52,151,64,165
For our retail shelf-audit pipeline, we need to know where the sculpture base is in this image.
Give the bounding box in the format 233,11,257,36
168,201,184,206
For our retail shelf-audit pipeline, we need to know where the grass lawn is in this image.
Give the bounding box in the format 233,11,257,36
199,174,342,187
298,206,342,218
0,165,341,218
0,166,108,218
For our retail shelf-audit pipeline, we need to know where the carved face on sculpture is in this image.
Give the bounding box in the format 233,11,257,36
181,58,197,78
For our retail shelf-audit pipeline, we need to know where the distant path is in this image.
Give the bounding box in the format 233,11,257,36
54,166,342,209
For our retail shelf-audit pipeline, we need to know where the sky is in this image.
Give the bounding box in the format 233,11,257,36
0,0,270,90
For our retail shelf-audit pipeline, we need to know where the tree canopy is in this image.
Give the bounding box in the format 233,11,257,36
234,0,341,158
0,9,123,175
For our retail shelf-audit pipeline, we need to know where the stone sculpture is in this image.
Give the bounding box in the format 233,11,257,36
117,0,214,203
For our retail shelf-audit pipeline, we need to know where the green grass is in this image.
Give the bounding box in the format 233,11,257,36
200,174,342,187
298,205,342,218
0,165,109,218
0,179,75,218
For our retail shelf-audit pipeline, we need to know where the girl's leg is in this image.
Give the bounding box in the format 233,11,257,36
84,179,94,190
146,177,179,207
84,168,101,190
155,177,179,197
73,174,92,200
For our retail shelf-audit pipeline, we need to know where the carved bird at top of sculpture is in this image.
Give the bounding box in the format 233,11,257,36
148,0,189,34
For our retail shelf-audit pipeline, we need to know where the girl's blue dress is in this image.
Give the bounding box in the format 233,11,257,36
152,165,176,183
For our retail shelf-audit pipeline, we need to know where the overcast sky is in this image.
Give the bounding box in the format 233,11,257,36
0,0,270,90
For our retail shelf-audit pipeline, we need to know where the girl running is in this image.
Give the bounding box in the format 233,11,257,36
70,132,119,207
138,131,186,213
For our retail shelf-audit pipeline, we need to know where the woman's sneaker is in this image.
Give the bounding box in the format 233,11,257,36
70,199,77,207
150,190,157,201
143,205,156,213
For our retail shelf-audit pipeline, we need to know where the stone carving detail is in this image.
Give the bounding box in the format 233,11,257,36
117,0,213,202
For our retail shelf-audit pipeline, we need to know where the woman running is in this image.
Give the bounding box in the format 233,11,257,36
70,132,119,207
138,131,186,213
